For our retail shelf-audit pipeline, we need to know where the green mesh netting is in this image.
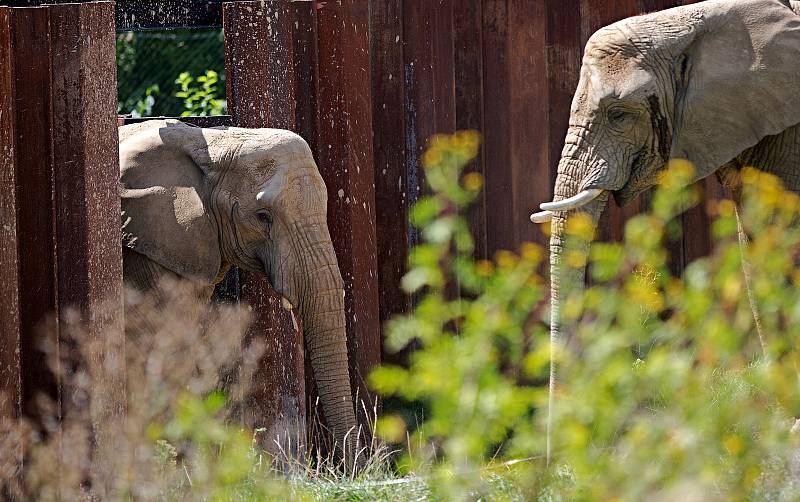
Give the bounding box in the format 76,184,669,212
117,29,227,117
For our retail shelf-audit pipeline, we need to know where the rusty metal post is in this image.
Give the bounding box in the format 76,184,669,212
315,0,381,433
0,2,123,464
8,5,61,419
223,0,309,456
48,4,125,476
0,5,21,427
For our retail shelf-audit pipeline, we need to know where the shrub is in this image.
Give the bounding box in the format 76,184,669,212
372,134,800,501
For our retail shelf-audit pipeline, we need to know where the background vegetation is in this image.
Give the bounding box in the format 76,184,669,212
3,134,800,500
116,29,227,117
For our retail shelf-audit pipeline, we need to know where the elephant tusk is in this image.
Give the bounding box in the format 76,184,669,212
540,189,604,212
530,210,554,223
256,191,267,203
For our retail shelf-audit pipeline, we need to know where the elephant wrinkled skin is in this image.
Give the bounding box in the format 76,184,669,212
533,0,800,460
118,120,358,463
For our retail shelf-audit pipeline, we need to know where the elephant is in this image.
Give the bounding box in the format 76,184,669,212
118,119,358,463
528,0,800,459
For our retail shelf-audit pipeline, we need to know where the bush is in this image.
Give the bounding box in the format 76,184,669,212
372,134,800,501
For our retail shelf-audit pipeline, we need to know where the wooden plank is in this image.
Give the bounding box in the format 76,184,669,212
370,0,410,339
10,6,60,418
481,0,550,253
453,0,487,258
0,4,21,427
223,0,307,454
315,0,381,425
403,0,457,210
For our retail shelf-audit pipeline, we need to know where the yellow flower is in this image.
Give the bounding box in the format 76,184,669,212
475,260,494,277
520,242,544,263
462,172,484,191
716,199,736,217
723,434,744,455
494,250,518,269
422,148,442,167
453,130,481,157
565,213,595,241
661,159,696,186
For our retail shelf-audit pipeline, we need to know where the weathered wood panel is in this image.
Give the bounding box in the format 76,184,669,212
370,0,410,334
315,0,381,425
453,0,487,258
223,0,308,454
481,0,550,254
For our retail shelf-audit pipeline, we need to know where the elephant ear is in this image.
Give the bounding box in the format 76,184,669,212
669,0,800,180
119,120,227,284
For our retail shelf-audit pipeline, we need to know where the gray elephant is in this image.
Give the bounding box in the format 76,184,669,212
118,120,357,462
529,0,800,458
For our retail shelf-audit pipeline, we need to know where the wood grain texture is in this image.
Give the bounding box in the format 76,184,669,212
371,0,410,336
481,0,550,253
453,0,487,259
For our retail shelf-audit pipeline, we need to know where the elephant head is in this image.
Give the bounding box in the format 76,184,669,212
529,0,800,458
118,120,357,462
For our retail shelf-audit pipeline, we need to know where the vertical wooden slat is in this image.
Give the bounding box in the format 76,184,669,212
403,0,457,206
0,4,21,424
545,0,582,203
453,0,487,258
315,0,381,424
223,0,307,454
370,0,410,334
482,0,550,254
10,6,60,418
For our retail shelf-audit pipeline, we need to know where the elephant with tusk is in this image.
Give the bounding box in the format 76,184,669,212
530,0,800,460
118,119,358,465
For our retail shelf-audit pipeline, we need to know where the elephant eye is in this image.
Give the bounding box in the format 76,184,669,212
607,106,637,128
256,209,273,227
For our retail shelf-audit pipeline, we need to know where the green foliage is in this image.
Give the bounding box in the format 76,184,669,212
372,135,800,500
117,30,227,117
128,83,160,118
149,392,294,501
175,70,226,117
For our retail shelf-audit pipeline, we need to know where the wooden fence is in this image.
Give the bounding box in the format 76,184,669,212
1,0,728,456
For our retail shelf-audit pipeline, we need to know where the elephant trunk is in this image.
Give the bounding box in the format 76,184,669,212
546,150,609,463
276,217,358,467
